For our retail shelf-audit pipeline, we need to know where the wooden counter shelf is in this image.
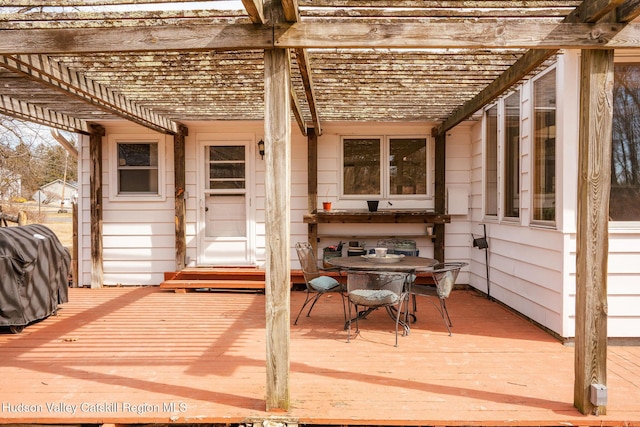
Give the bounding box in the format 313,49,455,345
303,210,450,224
303,210,450,261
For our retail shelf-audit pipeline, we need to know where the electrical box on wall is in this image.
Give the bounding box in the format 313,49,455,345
447,187,469,215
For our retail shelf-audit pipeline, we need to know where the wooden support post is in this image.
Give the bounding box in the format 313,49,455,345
574,49,613,415
71,201,78,287
264,0,291,411
433,129,446,262
89,124,105,289
174,124,188,270
307,127,318,253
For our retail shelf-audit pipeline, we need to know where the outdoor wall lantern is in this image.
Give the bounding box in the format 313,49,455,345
257,139,265,160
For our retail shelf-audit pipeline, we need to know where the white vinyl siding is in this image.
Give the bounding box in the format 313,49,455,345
78,126,175,286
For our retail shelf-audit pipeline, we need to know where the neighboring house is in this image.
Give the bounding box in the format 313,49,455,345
72,50,640,341
40,179,78,204
0,168,21,200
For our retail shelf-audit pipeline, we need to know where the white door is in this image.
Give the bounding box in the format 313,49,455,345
198,141,254,266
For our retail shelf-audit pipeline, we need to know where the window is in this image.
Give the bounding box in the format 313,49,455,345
504,90,521,218
611,63,640,221
532,69,556,222
118,143,158,193
483,90,521,219
342,136,427,198
485,105,498,216
389,137,427,195
343,138,381,195
110,136,165,200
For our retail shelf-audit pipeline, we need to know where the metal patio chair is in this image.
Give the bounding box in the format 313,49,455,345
410,262,468,336
346,270,411,347
294,241,346,325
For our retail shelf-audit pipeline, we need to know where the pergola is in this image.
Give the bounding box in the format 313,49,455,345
1,0,639,416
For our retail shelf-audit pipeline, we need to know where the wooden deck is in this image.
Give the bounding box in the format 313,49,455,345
1,286,639,426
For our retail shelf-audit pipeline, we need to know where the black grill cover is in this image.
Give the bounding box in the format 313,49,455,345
0,224,70,328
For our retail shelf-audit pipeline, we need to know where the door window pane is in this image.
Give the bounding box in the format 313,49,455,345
611,63,640,221
207,145,245,190
504,90,521,218
343,138,381,195
533,70,556,222
389,138,427,195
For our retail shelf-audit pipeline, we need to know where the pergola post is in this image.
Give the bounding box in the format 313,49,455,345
174,124,188,270
89,123,105,289
264,0,292,412
307,127,318,253
574,48,613,415
433,129,446,262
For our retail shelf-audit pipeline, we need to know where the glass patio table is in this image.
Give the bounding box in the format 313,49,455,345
326,255,438,333
326,254,438,272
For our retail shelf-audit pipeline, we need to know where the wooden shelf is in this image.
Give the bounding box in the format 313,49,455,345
304,210,448,258
303,210,450,224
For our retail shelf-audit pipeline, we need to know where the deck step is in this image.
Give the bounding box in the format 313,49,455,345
160,279,266,293
160,268,433,293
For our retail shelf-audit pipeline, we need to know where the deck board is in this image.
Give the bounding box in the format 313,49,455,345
1,287,639,426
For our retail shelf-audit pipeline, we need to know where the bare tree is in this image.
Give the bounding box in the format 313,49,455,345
611,64,640,220
0,116,78,201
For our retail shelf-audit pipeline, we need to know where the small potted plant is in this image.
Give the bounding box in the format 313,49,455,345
322,188,332,211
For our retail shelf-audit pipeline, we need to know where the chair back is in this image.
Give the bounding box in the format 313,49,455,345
347,271,409,307
295,242,321,285
431,262,468,298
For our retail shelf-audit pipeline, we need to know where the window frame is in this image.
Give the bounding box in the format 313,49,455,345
503,89,522,221
530,67,557,227
484,103,499,218
108,134,166,202
610,58,640,225
339,134,431,203
482,89,522,222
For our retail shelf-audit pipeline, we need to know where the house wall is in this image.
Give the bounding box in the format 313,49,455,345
467,56,572,337
78,124,176,286
311,122,471,279
78,121,473,286
466,50,640,339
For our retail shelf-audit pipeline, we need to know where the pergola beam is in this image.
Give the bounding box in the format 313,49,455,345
1,22,640,54
617,0,640,22
0,54,179,134
287,51,307,135
0,94,90,133
281,0,301,23
438,0,638,133
280,0,322,135
241,0,265,24
294,48,322,135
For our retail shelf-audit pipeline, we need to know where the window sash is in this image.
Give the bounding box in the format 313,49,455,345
504,90,521,219
117,142,159,194
343,138,381,196
485,105,498,216
532,69,556,223
389,137,427,196
342,136,427,199
207,145,246,190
